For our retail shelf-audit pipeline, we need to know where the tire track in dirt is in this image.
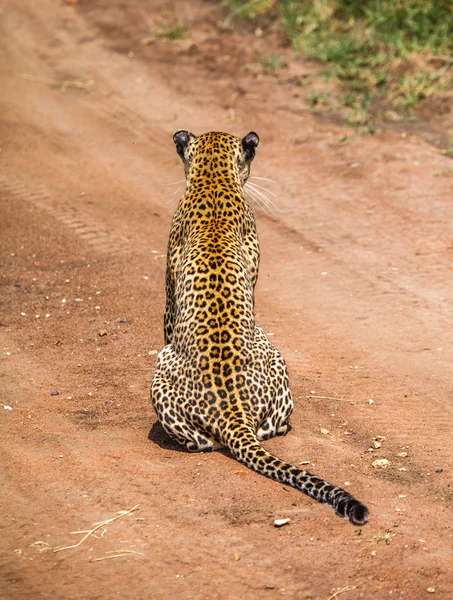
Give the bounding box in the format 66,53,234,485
0,176,130,255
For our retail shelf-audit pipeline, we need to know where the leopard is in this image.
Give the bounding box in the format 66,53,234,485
151,130,369,526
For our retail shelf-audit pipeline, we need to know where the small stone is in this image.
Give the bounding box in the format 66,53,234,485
375,435,386,442
427,588,435,594
435,468,443,473
368,398,374,404
299,460,310,465
119,317,129,323
50,390,60,396
372,459,390,468
372,441,381,449
234,553,240,561
14,282,21,287
61,298,66,304
3,405,13,411
98,330,107,337
396,452,408,458
148,350,158,356
274,518,290,527
320,428,329,435
20,312,26,316
45,314,50,318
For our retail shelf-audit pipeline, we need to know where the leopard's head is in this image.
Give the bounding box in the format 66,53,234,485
173,130,259,187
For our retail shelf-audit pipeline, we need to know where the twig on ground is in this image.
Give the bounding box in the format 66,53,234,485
327,586,358,600
92,549,144,562
307,395,356,403
22,74,94,90
53,505,139,553
69,527,107,540
30,541,52,552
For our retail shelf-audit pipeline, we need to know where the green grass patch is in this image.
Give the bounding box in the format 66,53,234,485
445,138,453,155
155,23,189,40
261,53,285,70
224,0,453,125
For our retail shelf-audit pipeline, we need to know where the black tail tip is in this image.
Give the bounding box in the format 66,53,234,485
348,501,369,526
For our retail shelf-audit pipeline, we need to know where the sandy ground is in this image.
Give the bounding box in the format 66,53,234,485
1,1,453,599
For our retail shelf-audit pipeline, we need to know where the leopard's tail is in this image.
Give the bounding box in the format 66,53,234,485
224,427,369,526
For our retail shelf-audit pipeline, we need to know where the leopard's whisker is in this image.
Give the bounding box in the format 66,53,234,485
246,187,279,214
245,187,268,215
251,176,276,184
165,187,181,205
245,184,268,209
245,186,275,217
247,180,277,198
245,183,279,214
164,180,186,186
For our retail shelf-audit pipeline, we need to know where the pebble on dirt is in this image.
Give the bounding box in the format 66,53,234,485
274,518,290,527
372,459,390,468
50,390,60,396
119,317,129,323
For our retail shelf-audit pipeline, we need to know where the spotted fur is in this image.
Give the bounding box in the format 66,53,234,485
151,130,369,525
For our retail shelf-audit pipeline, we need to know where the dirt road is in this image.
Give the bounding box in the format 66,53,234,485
1,1,452,599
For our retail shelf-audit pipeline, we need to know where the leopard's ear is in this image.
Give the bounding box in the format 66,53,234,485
242,132,259,161
173,130,194,159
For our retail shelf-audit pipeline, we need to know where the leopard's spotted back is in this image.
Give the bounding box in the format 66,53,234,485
151,130,369,526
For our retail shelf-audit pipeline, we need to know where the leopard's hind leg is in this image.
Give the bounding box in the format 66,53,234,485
256,332,293,442
151,374,220,452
